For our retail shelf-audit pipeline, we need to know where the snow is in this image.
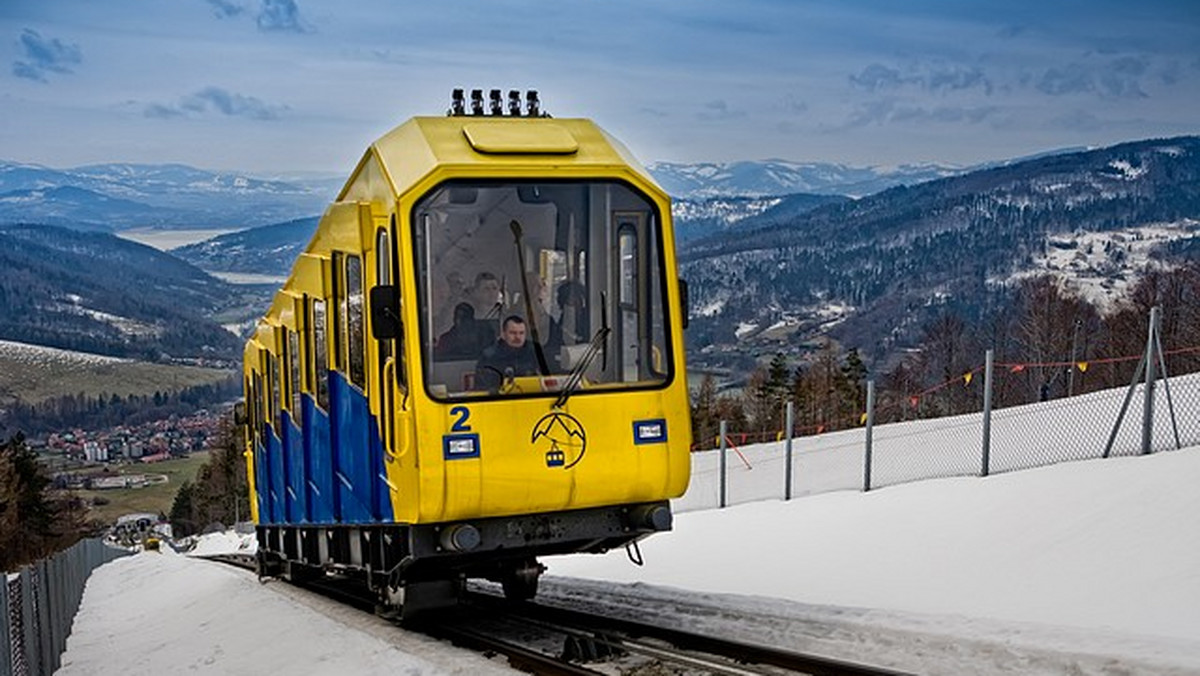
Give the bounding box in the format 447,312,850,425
735,321,758,338
0,339,130,366
55,549,513,676
57,399,1200,674
1001,220,1199,312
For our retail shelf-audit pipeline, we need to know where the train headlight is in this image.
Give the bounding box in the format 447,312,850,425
440,523,481,552
630,504,672,531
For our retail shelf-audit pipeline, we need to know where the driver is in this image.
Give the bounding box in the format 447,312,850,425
475,315,541,391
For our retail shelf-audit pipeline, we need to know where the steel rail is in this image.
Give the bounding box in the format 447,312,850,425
469,592,915,676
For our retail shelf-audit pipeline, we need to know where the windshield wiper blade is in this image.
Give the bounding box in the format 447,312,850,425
552,326,610,410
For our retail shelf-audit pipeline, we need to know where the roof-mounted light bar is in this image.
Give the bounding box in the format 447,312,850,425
449,89,549,117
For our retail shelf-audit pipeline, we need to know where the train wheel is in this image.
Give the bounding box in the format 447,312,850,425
501,558,544,602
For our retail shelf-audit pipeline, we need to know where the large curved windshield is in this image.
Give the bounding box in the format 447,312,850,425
412,180,672,400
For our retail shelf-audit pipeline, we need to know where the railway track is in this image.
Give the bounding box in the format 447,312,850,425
196,554,911,676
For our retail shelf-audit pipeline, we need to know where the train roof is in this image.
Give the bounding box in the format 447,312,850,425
337,116,664,203
246,113,668,356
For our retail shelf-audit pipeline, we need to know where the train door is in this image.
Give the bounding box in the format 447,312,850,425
372,218,409,518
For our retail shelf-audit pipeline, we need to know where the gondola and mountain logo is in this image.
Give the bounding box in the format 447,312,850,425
530,412,587,469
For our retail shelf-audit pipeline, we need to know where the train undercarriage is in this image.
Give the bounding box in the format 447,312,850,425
255,499,672,617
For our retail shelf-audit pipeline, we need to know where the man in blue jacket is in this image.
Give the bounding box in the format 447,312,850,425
475,315,541,391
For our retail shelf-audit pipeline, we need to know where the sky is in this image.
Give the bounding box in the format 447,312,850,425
2,0,1199,175
57,446,1200,676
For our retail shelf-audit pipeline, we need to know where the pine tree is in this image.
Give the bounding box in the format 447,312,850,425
692,374,719,450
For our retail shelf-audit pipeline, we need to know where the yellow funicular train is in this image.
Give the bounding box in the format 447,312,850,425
240,89,691,614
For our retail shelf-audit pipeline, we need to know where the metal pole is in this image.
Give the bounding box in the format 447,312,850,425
718,420,727,509
1154,327,1182,450
1104,352,1147,458
784,401,794,501
1141,306,1160,455
863,381,875,492
1068,320,1081,397
982,349,994,477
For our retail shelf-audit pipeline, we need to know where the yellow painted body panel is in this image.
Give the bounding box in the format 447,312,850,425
244,114,691,528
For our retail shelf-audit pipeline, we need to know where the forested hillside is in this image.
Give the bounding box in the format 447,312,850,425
0,224,244,362
682,135,1200,366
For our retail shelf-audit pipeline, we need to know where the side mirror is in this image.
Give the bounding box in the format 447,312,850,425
679,278,689,329
232,401,247,427
370,285,402,340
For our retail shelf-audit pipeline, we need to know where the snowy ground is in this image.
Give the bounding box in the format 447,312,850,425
57,445,1200,675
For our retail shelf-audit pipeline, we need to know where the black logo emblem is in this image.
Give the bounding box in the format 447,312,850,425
530,412,587,469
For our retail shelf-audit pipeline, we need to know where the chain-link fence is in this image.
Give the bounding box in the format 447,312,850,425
681,307,1200,513
2,539,130,676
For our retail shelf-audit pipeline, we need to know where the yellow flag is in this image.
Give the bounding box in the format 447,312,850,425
860,412,868,425
963,372,973,386
1077,362,1089,373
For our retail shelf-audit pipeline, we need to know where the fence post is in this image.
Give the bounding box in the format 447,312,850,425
863,380,875,492
784,401,794,501
1141,306,1160,455
718,420,728,508
1,575,10,676
982,349,994,477
20,569,39,676
36,561,51,676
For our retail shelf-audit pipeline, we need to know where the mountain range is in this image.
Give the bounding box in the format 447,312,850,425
0,161,340,230
679,135,1200,367
1,136,1196,379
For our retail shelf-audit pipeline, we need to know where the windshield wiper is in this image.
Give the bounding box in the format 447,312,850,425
552,326,611,410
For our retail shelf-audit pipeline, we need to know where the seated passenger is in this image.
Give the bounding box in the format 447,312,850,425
475,315,541,391
434,302,493,361
547,280,589,366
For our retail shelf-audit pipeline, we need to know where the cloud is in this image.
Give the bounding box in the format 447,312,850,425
1035,57,1150,99
205,0,248,19
1046,110,1104,131
11,29,82,83
256,0,310,33
842,99,999,128
849,64,917,92
849,62,993,96
697,99,746,121
144,86,288,120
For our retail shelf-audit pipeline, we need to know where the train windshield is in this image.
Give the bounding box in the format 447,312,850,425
412,180,672,400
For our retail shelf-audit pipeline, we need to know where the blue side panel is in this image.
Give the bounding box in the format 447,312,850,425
283,411,307,522
368,416,392,522
266,426,285,524
302,395,336,524
254,435,269,523
329,373,374,523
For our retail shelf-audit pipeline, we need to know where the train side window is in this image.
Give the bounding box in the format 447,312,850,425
312,299,330,410
250,370,262,444
288,330,301,414
346,254,366,389
300,295,312,393
331,252,345,372
269,352,282,432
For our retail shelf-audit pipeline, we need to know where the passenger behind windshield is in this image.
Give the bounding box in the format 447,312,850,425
435,302,493,361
